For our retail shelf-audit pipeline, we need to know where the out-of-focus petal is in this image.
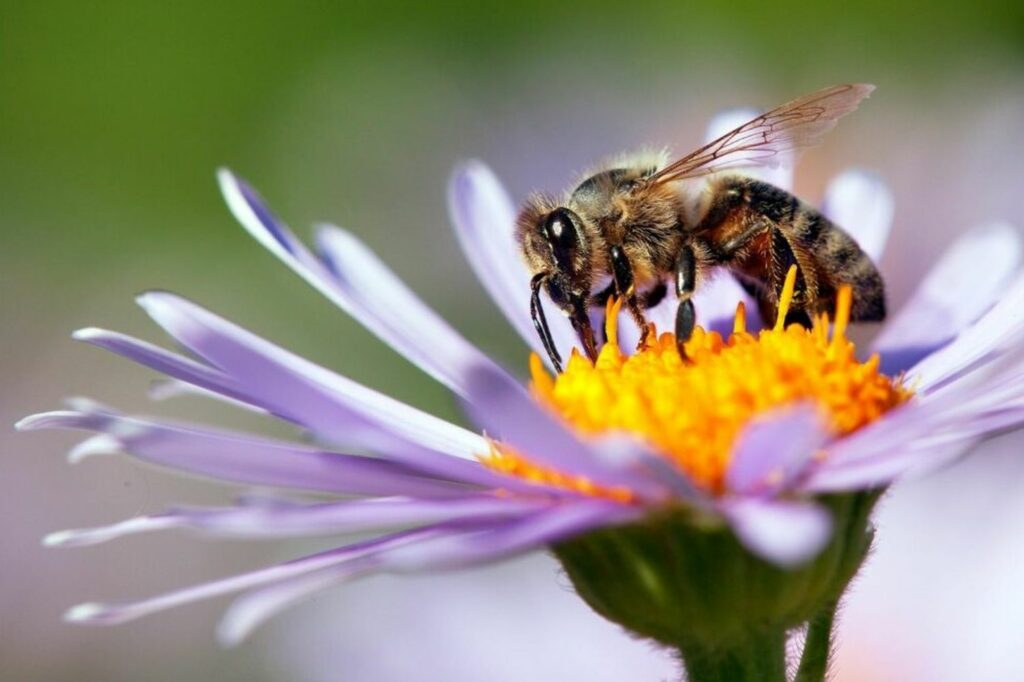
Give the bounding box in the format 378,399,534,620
874,223,1022,376
63,527,444,626
908,269,1024,392
821,169,894,262
72,328,251,404
219,169,508,396
695,274,761,335
16,407,491,494
44,496,552,546
217,499,635,644
448,162,579,363
725,404,830,496
720,498,833,567
804,348,1024,492
802,439,980,492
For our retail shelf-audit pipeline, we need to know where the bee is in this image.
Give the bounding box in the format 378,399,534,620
516,83,885,372
516,84,884,372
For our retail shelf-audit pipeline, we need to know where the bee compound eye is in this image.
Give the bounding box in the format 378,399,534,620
544,208,578,267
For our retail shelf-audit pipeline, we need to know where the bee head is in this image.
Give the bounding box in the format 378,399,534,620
516,202,592,314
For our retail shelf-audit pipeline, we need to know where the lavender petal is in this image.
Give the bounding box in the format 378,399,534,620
45,495,552,546
909,269,1024,392
720,497,833,567
218,169,506,396
725,404,830,496
134,292,488,461
63,527,444,626
461,364,671,500
314,224,517,396
873,223,1022,376
17,407,486,495
217,499,632,644
821,169,894,263
447,161,578,365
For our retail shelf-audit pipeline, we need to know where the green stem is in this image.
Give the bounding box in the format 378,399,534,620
795,600,838,682
680,629,787,682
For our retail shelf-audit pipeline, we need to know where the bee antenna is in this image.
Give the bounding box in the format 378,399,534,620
530,273,564,373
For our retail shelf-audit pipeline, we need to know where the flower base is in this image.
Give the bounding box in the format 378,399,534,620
554,492,878,680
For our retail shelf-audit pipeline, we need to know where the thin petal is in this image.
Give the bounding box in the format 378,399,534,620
134,292,487,462
74,322,488,477
908,268,1024,392
874,223,1022,375
720,498,832,567
63,528,442,626
380,499,639,571
802,439,980,492
314,224,513,395
45,496,550,546
725,404,830,496
72,328,251,405
447,161,577,364
218,569,343,646
803,349,1024,492
461,364,671,500
45,516,186,548
219,169,506,396
17,407,491,494
216,500,633,644
148,378,269,414
821,169,894,263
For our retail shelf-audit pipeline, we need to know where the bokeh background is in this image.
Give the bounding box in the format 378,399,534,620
3,2,1024,680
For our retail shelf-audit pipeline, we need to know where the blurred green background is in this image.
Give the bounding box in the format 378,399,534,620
3,2,1023,680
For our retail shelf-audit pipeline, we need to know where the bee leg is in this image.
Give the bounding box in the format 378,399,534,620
530,273,564,373
589,281,617,344
674,245,697,360
768,228,813,328
569,296,599,363
609,245,650,348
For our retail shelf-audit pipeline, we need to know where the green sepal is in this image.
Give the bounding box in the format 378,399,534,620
553,492,877,667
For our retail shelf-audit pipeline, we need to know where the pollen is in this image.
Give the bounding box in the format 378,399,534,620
486,267,911,497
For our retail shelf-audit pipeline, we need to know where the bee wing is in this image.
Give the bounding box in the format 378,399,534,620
647,84,874,186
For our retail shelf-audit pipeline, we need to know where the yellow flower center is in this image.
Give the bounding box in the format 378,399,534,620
484,268,911,500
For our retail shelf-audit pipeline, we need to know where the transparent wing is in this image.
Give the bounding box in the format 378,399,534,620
647,84,875,186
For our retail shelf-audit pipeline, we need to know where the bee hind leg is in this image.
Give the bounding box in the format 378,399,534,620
766,228,813,328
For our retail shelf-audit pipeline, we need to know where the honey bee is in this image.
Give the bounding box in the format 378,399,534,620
516,83,885,372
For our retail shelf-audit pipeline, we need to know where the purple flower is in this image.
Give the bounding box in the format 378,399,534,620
18,110,1024,650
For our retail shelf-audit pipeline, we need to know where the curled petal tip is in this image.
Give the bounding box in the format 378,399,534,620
71,327,105,342
64,602,122,625
15,411,72,432
43,530,77,548
68,435,121,463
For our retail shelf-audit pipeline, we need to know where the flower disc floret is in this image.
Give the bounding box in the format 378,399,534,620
490,270,911,494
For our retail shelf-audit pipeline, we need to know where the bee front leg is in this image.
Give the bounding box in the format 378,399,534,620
609,245,651,349
674,245,697,360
